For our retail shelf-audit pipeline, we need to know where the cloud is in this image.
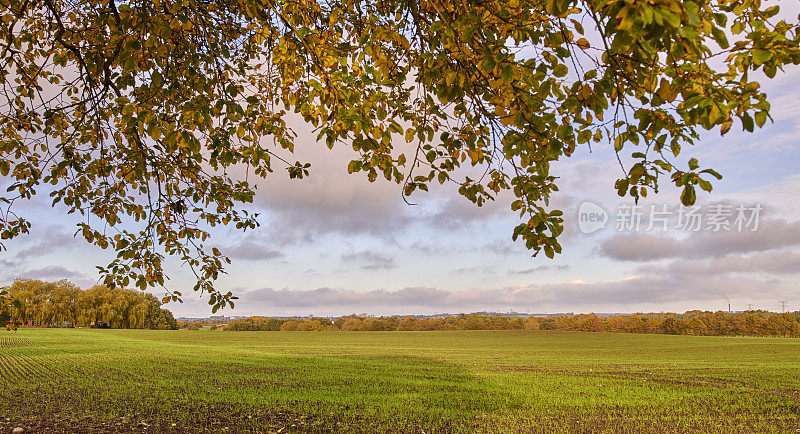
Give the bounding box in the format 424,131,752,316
735,174,800,218
340,250,396,271
246,115,585,245
241,286,448,308
638,250,800,277
19,266,86,280
599,218,800,261
12,226,79,260
233,271,788,315
453,265,497,274
224,241,284,261
509,264,571,275
251,130,416,243
599,233,684,261
422,193,508,230
0,258,18,269
485,238,530,256
406,240,448,255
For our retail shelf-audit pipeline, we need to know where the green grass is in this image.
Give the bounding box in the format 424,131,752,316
2,329,800,432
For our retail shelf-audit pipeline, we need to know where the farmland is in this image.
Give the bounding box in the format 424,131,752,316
1,329,799,433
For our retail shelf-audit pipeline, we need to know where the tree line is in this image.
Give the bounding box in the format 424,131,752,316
1,279,177,329
223,311,800,337
4,279,796,337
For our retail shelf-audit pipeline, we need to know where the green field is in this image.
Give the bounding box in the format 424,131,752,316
1,329,799,433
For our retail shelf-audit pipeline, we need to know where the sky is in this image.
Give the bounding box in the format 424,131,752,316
2,60,800,319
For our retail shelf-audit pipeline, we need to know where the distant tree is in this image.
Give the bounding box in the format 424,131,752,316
296,319,325,331
3,279,177,329
341,318,363,331
359,317,389,331
398,316,423,331
2,1,798,308
280,320,301,331
523,317,540,331
143,295,179,330
218,311,800,336
0,287,22,327
462,314,489,330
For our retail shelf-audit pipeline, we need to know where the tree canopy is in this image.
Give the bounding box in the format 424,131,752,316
223,310,800,337
1,0,798,310
2,279,178,329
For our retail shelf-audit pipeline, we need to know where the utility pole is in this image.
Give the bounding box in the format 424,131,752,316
780,300,788,314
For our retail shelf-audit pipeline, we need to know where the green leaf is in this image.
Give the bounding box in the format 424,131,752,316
405,128,415,143
659,10,681,28
754,111,768,128
501,65,514,83
741,113,754,132
752,50,773,66
711,27,729,49
680,185,696,206
700,168,723,180
614,135,625,152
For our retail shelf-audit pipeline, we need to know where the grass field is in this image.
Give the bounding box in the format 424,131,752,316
1,329,799,433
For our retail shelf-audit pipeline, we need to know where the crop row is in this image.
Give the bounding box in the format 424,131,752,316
0,355,57,383
0,335,28,348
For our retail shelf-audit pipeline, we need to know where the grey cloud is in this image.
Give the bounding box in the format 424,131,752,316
248,119,578,245
304,268,321,277
639,250,800,277
0,258,18,269
423,194,507,230
262,225,314,247
485,238,530,256
687,218,800,257
341,250,395,271
599,218,800,261
453,265,497,274
243,113,598,249
406,241,447,255
19,266,86,280
599,233,684,261
233,272,787,315
13,226,79,260
241,286,448,308
509,264,571,275
224,241,284,261
253,143,415,243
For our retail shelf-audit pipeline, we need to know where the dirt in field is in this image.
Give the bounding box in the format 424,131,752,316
0,401,454,434
2,407,321,433
483,406,800,434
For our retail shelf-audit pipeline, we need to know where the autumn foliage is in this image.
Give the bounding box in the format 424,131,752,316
2,279,178,329
225,311,800,337
1,0,798,308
